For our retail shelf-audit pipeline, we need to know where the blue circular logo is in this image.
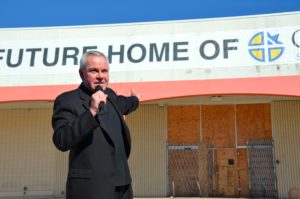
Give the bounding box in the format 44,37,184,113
248,31,284,62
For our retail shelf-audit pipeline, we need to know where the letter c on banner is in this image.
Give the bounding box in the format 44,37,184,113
292,29,300,48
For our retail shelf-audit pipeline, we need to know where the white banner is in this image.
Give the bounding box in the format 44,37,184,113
0,14,300,86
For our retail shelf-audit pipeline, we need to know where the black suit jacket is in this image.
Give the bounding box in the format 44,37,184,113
52,84,139,199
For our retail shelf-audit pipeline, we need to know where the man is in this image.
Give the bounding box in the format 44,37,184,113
52,50,140,199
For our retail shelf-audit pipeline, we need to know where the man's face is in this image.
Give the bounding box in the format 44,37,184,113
80,55,109,91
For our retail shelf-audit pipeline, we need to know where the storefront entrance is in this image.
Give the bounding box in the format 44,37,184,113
167,104,276,197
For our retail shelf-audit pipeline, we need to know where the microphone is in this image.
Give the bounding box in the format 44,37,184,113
95,85,106,114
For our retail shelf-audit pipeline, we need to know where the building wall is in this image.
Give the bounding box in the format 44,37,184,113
127,104,168,197
0,104,168,198
271,100,300,198
0,108,55,197
53,149,68,198
0,101,299,198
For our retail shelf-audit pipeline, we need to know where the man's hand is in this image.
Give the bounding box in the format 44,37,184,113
90,90,108,116
131,89,142,100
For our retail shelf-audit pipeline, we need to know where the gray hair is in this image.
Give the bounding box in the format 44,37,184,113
79,50,109,70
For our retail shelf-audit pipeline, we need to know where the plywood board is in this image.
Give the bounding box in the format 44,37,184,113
168,106,200,144
237,149,249,197
215,149,238,197
236,104,272,145
202,105,235,148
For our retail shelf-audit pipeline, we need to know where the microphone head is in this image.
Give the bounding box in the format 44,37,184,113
95,85,103,92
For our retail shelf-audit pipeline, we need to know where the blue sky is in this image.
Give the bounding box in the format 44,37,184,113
1,0,300,28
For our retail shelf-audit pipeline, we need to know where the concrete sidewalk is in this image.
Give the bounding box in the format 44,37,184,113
0,197,250,199
135,198,249,199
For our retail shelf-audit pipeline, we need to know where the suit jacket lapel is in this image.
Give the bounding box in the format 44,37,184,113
78,84,92,111
97,111,110,135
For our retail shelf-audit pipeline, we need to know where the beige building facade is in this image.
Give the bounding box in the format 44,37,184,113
0,12,300,198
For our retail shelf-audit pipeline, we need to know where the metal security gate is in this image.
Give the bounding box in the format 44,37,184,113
167,142,214,197
247,140,277,198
